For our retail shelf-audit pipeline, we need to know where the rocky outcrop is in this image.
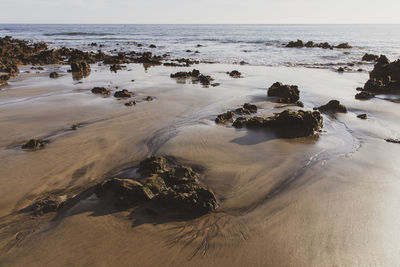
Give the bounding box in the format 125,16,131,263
70,60,91,79
114,89,132,98
386,138,400,144
314,100,347,113
362,53,379,62
286,40,352,49
267,82,300,104
91,87,110,95
360,55,400,94
233,110,323,138
29,195,66,215
96,156,218,215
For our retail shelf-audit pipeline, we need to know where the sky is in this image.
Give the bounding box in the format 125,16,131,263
1,0,399,24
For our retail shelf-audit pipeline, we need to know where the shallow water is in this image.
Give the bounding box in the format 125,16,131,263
1,24,400,68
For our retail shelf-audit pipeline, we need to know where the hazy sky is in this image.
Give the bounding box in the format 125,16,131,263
1,0,399,24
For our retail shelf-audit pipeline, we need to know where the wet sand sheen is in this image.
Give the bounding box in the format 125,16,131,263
1,63,400,266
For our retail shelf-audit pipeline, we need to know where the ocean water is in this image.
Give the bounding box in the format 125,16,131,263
1,24,400,68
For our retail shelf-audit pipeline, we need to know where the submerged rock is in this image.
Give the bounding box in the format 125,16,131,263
314,100,347,113
170,69,200,79
110,64,122,72
286,39,304,48
233,110,323,138
267,82,300,103
22,139,46,150
114,89,132,98
286,40,351,49
91,87,110,95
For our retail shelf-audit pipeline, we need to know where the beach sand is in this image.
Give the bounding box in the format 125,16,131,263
1,63,400,266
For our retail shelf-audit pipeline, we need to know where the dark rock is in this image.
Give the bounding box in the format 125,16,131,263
228,70,242,78
355,91,374,100
233,110,323,138
362,53,379,62
286,39,304,48
0,74,10,86
145,96,153,101
335,43,352,49
211,83,220,87
315,100,347,113
337,67,345,72
296,101,304,108
357,114,367,119
22,139,46,150
215,111,234,124
243,103,257,113
170,69,200,79
385,138,400,144
149,44,157,48
361,55,400,94
70,60,91,79
96,178,154,206
114,89,132,98
125,100,136,106
197,74,214,85
267,82,300,103
239,61,248,65
91,87,110,95
49,72,59,78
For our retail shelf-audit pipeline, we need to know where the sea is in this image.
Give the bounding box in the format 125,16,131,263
1,24,400,69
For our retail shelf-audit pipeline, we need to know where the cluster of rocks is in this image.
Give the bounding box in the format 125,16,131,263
356,55,400,98
96,156,218,216
163,58,199,67
215,103,258,124
286,40,352,49
267,82,303,107
170,69,217,86
233,110,323,138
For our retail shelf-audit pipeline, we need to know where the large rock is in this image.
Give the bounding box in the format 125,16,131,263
267,82,300,103
215,111,234,124
70,60,91,79
314,100,347,113
286,40,304,48
233,110,323,138
96,156,218,216
362,55,400,94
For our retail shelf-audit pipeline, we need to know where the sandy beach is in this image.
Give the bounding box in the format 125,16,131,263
0,57,400,266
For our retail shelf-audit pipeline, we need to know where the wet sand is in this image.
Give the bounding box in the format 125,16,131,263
1,63,400,266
